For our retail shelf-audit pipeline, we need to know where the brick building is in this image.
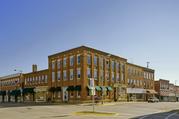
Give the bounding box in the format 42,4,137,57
0,46,156,103
155,79,169,101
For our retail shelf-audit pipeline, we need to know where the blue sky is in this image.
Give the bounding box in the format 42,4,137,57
0,0,179,84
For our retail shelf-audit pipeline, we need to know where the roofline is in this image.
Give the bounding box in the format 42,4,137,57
24,69,48,75
48,45,127,61
0,73,21,80
127,62,155,72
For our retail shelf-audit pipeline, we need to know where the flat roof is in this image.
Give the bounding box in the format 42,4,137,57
48,45,127,61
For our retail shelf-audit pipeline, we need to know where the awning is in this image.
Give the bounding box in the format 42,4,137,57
10,90,21,96
101,86,107,91
146,89,157,94
67,86,75,91
75,85,81,91
106,86,113,91
0,91,6,95
23,88,34,94
95,86,101,91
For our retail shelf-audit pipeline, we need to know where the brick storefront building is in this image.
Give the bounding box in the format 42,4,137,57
0,46,155,103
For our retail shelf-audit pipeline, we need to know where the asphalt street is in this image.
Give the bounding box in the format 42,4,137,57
0,102,179,119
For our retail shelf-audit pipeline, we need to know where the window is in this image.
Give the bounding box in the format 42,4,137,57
112,61,115,71
42,75,44,82
77,68,81,79
106,71,109,81
52,60,56,70
57,59,61,69
70,56,74,66
70,69,73,80
94,69,98,80
100,70,104,81
57,71,61,81
77,54,81,65
116,73,120,81
87,54,91,65
121,73,124,81
106,60,109,69
63,70,67,80
45,75,48,83
63,58,67,67
94,55,98,66
112,72,115,81
87,68,91,78
52,72,55,82
99,57,103,69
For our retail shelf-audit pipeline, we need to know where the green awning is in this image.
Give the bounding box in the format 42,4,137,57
75,85,81,91
10,90,21,96
107,86,113,91
95,86,101,91
23,88,35,94
67,86,75,91
0,91,6,95
101,86,107,91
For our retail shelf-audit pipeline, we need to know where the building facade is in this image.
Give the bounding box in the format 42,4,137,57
126,63,155,101
0,46,156,103
155,79,169,102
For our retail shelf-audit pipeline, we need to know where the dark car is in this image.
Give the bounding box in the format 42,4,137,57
148,97,159,103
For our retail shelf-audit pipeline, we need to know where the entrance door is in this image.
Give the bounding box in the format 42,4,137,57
62,87,68,102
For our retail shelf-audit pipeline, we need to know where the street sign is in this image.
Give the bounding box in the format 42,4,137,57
89,78,95,88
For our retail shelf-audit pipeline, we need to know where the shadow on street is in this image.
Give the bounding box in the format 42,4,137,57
131,110,179,119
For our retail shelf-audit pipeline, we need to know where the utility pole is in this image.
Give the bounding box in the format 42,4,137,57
147,62,150,68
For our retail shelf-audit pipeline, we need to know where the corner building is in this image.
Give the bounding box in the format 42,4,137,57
48,46,155,103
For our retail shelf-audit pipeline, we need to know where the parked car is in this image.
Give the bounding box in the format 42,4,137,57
148,97,159,103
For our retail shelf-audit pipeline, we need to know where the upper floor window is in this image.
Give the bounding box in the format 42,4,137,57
45,75,48,83
112,72,115,81
52,72,55,82
106,60,110,69
52,60,56,70
112,61,115,71
94,55,98,66
77,54,81,65
99,57,104,69
63,70,67,80
100,70,104,81
94,69,98,80
116,73,120,81
57,59,61,69
77,68,81,79
70,69,74,80
63,58,67,67
106,71,109,81
70,56,74,66
87,68,91,78
87,54,91,65
57,71,61,81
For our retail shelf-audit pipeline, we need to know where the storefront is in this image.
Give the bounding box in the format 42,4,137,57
23,88,35,102
114,84,127,101
127,88,146,101
34,86,48,102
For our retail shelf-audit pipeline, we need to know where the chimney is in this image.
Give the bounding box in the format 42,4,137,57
32,64,37,72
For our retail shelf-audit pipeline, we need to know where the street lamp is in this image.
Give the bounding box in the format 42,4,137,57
14,69,23,103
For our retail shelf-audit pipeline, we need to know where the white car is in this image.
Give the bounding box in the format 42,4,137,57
148,97,159,103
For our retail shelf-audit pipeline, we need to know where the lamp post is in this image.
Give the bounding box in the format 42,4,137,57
14,69,23,103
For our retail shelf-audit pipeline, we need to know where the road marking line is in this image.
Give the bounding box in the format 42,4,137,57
165,112,177,119
139,115,148,119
